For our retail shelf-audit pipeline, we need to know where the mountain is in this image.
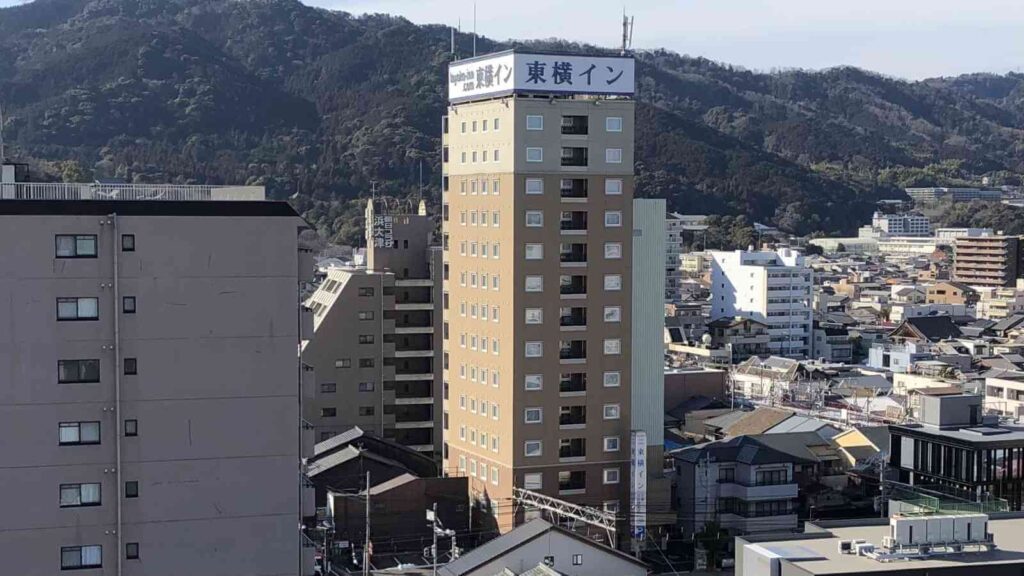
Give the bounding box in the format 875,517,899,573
1,0,1022,244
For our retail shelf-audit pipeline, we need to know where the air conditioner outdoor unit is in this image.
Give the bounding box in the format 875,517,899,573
838,540,852,554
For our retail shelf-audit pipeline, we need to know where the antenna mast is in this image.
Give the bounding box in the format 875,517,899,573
0,102,6,164
620,12,635,55
472,2,477,57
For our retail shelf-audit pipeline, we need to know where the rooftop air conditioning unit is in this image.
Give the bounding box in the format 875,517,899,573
838,540,853,554
854,542,875,556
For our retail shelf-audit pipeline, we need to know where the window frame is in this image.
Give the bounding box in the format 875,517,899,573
606,116,623,132
55,234,98,259
61,545,102,570
57,297,99,321
524,408,543,424
59,421,100,446
526,115,544,130
121,234,136,252
57,359,100,384
59,482,102,508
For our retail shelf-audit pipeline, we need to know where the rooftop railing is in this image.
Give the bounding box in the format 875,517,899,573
0,182,265,201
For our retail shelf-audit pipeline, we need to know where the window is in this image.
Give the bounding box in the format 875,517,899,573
124,419,138,437
121,234,136,252
525,308,543,324
603,468,620,484
458,455,466,472
525,275,543,292
358,382,375,392
358,311,375,320
526,115,544,130
482,119,488,131
525,178,544,194
472,151,478,163
718,467,735,482
604,306,621,322
525,408,543,423
524,472,543,489
603,339,622,355
573,554,584,566
358,334,374,344
321,407,337,418
604,274,622,291
61,545,102,570
606,116,623,132
525,211,544,227
525,244,544,260
491,467,499,485
603,371,621,387
57,297,98,321
460,151,466,164
482,150,488,162
359,406,375,416
525,341,543,358
493,149,500,162
358,287,374,297
493,243,500,259
605,148,623,163
756,469,788,486
124,357,137,375
526,147,543,162
55,235,97,258
494,117,500,130
604,211,622,227
605,178,623,195
60,483,101,507
493,179,500,194
122,296,136,314
59,421,100,445
603,404,621,420
524,440,543,456
125,481,139,498
58,359,100,384
472,120,477,132
460,121,466,133
335,358,351,368
525,374,543,390
469,460,477,477
603,436,620,452
604,242,622,259
125,543,139,560
359,358,374,368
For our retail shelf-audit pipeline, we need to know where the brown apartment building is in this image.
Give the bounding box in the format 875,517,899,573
0,167,314,575
302,198,444,461
953,235,1022,287
442,51,636,532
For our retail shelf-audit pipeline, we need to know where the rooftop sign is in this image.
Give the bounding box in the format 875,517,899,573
448,51,635,103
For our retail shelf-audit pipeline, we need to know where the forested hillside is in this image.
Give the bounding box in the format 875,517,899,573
1,0,1021,243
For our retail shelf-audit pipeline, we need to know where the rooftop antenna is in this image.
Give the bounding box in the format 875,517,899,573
450,25,455,58
472,2,477,57
0,102,6,164
620,11,634,55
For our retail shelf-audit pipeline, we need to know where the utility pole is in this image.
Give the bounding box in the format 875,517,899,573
363,471,371,576
431,502,439,576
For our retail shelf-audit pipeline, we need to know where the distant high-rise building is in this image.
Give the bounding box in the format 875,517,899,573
953,235,1023,287
870,211,932,237
709,248,813,358
442,50,636,531
302,198,443,460
0,168,314,575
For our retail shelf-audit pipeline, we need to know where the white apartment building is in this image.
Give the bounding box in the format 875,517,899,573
710,249,812,358
665,212,686,302
871,211,932,237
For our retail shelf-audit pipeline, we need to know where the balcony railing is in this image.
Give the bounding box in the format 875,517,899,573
1,182,265,201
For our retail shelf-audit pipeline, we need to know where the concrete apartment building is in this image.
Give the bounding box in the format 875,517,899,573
710,248,813,358
906,186,1002,203
442,51,636,531
302,199,443,459
870,211,932,236
0,169,313,575
954,235,1023,287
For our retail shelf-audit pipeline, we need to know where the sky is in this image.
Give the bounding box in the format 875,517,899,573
315,0,1024,80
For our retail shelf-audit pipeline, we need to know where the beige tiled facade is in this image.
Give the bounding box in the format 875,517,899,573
442,95,635,530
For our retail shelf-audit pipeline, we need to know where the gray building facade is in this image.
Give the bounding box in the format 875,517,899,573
0,176,313,575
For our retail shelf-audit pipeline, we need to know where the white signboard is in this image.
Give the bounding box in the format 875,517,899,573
630,430,647,540
371,215,394,249
448,52,635,103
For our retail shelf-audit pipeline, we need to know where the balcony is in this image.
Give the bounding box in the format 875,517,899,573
560,147,588,168
560,243,588,266
559,306,587,330
559,438,586,462
559,275,587,298
558,470,586,495
560,211,588,234
559,406,587,429
560,115,589,135
559,373,587,395
559,340,587,363
717,480,799,500
560,178,588,201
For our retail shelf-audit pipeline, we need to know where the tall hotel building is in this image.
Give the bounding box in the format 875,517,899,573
441,51,636,529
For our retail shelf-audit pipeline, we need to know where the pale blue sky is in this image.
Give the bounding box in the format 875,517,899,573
324,0,1024,79
1,0,1021,79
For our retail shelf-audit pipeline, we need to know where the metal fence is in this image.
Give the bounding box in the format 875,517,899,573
0,182,264,201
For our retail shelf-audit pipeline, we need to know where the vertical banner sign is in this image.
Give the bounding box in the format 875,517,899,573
372,215,394,248
631,430,647,542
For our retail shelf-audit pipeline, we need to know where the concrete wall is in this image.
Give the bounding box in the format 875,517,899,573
0,210,306,575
